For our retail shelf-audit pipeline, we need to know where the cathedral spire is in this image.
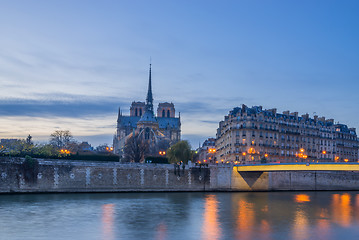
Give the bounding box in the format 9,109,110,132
146,63,154,113
117,107,121,122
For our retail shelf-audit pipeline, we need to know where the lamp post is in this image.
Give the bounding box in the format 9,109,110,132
297,148,308,162
207,148,216,164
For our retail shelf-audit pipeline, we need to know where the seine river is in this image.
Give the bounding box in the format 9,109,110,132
1,191,359,240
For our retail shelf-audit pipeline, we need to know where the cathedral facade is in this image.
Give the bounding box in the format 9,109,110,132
113,65,181,158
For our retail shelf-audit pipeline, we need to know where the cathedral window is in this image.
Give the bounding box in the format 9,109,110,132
162,109,165,117
167,110,170,118
135,108,138,116
145,128,150,140
140,109,142,116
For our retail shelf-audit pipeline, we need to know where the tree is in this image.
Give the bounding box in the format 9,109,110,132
166,140,192,164
22,155,39,183
0,139,33,156
32,144,59,157
147,138,170,156
26,134,33,145
50,130,73,149
123,133,149,163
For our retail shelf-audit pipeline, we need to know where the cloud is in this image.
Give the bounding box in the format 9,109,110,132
0,97,129,118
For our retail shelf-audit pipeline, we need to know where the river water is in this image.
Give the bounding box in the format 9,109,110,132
1,191,359,240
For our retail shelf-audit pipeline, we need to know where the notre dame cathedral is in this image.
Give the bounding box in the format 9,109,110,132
113,65,181,159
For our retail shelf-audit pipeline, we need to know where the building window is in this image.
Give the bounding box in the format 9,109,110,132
167,110,170,117
162,109,165,117
135,108,138,116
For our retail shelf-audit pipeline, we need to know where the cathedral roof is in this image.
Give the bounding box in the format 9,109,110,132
117,115,180,129
118,116,141,128
157,117,180,129
138,110,157,123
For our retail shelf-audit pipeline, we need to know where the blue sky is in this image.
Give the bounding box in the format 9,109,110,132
0,0,358,148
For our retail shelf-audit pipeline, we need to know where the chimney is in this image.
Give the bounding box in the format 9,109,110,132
302,113,309,120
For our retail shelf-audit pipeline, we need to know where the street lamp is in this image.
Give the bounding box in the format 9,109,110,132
208,148,216,153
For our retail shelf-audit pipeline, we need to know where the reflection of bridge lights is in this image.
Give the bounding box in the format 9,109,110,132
344,159,349,162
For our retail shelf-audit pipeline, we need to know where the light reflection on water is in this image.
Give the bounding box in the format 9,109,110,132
202,195,221,240
102,204,114,240
1,192,359,240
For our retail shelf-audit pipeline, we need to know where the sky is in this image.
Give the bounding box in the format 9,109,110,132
0,0,358,148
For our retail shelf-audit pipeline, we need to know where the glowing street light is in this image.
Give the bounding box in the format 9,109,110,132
248,148,255,154
60,149,70,154
208,148,216,153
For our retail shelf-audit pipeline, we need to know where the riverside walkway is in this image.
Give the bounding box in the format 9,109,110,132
235,162,359,172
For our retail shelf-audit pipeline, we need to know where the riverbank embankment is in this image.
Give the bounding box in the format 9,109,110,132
1,158,359,193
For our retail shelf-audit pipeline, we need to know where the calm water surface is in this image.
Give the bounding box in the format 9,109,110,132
1,191,359,240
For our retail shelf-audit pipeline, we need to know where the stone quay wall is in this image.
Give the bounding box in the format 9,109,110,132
1,158,359,193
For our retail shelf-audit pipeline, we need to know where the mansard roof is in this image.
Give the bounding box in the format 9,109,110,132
228,105,342,128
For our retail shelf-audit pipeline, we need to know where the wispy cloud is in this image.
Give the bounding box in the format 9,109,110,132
0,97,126,118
